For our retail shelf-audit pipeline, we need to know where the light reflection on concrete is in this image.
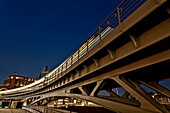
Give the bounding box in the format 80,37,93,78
0,108,29,113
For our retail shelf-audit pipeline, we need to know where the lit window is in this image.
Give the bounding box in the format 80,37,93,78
58,102,63,104
58,99,63,101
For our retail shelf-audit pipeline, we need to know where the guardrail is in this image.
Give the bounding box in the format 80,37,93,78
44,0,147,83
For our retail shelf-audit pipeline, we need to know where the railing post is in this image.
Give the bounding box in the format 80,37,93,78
86,40,88,52
53,73,55,82
78,49,80,60
66,61,67,70
61,65,63,75
50,75,52,83
55,71,57,79
57,69,59,78
47,77,49,85
99,27,101,40
117,7,122,31
49,76,51,84
43,77,46,86
71,55,73,65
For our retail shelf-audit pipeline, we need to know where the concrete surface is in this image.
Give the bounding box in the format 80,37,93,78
0,108,30,113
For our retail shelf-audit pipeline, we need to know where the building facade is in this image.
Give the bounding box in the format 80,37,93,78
0,72,36,90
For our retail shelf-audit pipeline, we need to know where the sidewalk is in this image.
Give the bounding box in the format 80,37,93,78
0,108,29,113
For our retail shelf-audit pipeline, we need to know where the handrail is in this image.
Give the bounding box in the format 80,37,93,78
45,0,147,80
0,0,147,95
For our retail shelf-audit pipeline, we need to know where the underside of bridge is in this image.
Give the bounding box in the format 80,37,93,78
0,0,169,113
26,1,170,112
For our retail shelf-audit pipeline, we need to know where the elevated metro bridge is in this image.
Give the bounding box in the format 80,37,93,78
0,0,169,112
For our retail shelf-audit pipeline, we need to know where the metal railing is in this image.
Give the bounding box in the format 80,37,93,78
43,0,147,86
18,0,148,93
8,0,148,94
0,0,156,95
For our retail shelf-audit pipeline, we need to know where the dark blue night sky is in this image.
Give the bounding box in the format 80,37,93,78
0,0,123,83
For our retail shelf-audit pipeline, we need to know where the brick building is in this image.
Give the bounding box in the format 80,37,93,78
0,72,36,90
